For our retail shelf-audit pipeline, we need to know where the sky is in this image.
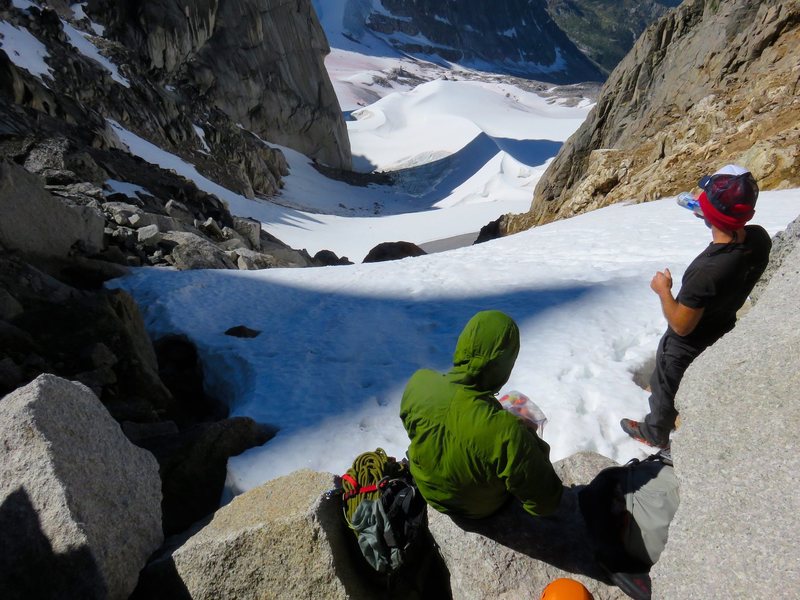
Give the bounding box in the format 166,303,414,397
4,1,798,500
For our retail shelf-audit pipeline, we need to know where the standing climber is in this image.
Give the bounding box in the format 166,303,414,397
621,165,771,448
400,310,563,518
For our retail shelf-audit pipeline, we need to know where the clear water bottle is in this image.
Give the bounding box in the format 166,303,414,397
676,192,700,212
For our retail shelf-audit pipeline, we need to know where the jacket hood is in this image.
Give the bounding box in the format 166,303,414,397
449,310,520,393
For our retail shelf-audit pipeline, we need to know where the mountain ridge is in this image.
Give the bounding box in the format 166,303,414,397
504,0,800,232
332,0,606,83
544,0,683,74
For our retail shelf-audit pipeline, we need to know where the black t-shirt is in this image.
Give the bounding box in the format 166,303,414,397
671,225,771,351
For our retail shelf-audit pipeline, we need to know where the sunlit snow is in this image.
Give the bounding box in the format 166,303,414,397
61,19,130,87
111,192,800,496
0,20,53,83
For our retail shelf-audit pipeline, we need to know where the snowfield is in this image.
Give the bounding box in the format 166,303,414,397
111,191,800,496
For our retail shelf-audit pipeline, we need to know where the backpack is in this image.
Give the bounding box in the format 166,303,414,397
334,448,427,574
579,450,679,600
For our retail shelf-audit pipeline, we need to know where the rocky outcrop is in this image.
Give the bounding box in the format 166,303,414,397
90,0,351,170
1,0,351,248
0,132,315,271
428,452,626,599
0,161,104,257
651,217,800,597
506,0,800,231
749,213,800,304
0,375,163,600
136,468,450,599
0,2,289,201
0,147,284,540
343,0,602,83
0,251,176,419
135,470,375,599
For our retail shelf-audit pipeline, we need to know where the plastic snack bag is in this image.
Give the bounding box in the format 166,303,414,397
498,390,547,437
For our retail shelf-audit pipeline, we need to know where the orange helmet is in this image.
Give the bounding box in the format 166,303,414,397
540,578,594,600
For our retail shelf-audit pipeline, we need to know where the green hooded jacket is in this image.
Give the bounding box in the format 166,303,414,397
400,310,563,519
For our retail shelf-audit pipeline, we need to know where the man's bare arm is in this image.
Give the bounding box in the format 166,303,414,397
651,268,704,336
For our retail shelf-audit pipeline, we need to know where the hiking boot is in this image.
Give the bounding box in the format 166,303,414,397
620,418,668,449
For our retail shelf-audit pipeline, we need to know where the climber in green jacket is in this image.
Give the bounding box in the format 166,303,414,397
400,310,563,519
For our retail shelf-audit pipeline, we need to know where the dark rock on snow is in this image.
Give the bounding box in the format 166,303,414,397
473,216,504,244
362,240,427,263
314,249,353,266
224,325,262,339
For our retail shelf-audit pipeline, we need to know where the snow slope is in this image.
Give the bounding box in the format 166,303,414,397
110,191,800,496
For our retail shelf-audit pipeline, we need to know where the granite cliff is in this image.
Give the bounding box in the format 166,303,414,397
88,0,351,170
504,0,800,232
1,0,349,206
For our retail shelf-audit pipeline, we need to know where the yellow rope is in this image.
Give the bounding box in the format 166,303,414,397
342,448,391,529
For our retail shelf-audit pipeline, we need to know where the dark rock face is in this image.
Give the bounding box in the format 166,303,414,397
0,251,176,421
0,0,350,236
130,416,275,536
154,335,226,423
349,0,603,83
362,241,426,263
88,0,351,170
0,3,286,201
506,0,800,231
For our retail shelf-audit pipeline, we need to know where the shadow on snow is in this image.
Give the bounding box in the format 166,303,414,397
120,268,598,433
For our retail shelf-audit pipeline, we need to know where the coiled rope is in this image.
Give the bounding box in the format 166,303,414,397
341,448,393,528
